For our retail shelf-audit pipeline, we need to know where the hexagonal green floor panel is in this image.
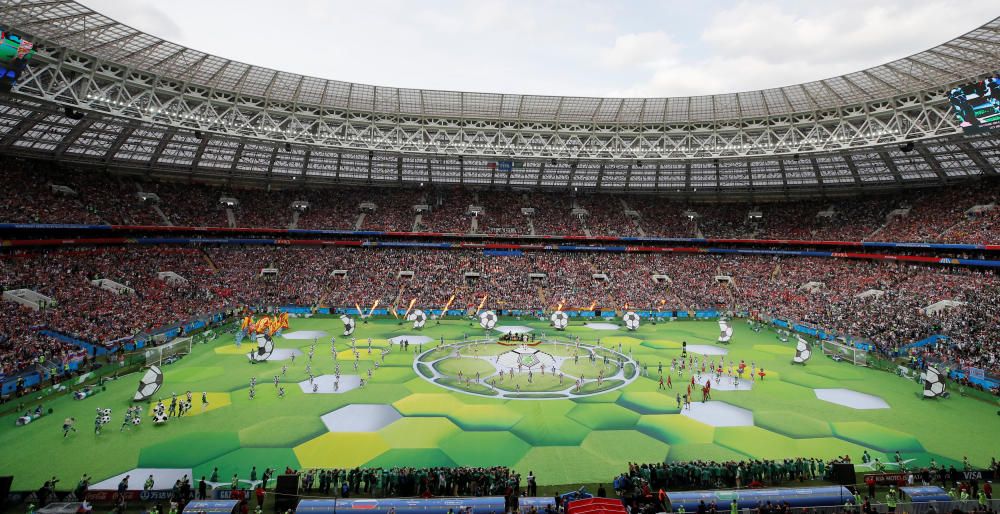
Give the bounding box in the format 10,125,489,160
637,414,715,445
755,411,833,439
514,447,616,486
440,432,532,467
378,417,461,448
366,448,456,468
510,403,592,446
640,340,683,350
447,404,524,430
392,393,466,416
779,369,840,389
618,392,682,415
666,443,748,463
808,366,867,381
370,367,418,383
138,432,241,469
193,448,300,481
582,430,669,463
831,422,925,452
714,427,797,460
294,432,390,469
567,403,640,430
238,416,328,447
571,390,622,404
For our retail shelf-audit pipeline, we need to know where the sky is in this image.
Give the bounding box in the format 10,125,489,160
78,0,998,98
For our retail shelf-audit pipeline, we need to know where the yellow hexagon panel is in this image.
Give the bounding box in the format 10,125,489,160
294,432,389,468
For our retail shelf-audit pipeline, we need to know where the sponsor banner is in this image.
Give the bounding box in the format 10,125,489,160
866,470,994,486
85,489,175,502
866,473,911,485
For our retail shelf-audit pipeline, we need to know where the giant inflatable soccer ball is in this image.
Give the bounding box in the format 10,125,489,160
133,366,163,402
718,320,733,343
479,310,498,330
923,366,946,398
793,335,812,364
550,311,568,330
248,334,275,362
408,309,427,329
340,315,356,336
622,311,640,331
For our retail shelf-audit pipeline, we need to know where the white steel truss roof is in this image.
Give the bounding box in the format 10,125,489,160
5,0,999,123
0,0,999,193
0,96,995,196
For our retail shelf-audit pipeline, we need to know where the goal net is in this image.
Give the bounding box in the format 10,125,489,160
144,336,193,366
820,339,869,366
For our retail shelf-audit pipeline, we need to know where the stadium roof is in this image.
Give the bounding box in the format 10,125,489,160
6,1,1000,122
2,1,1000,195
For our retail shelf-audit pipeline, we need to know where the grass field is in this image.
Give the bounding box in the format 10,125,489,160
1,316,997,491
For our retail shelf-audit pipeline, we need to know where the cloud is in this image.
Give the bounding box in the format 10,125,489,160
79,0,183,40
602,0,993,97
599,32,681,70
75,0,995,98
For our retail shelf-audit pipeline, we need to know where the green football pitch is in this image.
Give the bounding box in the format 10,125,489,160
1,317,996,490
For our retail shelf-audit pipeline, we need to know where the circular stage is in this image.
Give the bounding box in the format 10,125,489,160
413,339,639,399
495,325,534,335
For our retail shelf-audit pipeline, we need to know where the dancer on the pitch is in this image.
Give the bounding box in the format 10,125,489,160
62,417,77,437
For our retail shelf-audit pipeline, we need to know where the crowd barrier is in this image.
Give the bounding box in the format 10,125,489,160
295,496,559,514
666,486,855,510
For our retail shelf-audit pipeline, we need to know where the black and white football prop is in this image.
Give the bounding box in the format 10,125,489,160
153,411,168,424
133,366,163,402
922,366,946,398
550,311,568,330
718,320,733,343
622,311,640,331
340,315,356,336
248,334,275,362
408,309,427,329
793,335,812,364
479,310,498,330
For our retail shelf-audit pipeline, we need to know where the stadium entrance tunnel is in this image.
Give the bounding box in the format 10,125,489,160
412,338,640,400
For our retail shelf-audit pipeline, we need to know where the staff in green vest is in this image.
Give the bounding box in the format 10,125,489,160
886,487,898,513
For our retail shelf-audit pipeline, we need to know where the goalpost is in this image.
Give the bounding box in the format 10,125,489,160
820,339,869,367
144,336,194,367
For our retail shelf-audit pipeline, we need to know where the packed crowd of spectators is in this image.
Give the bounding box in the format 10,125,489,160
296,465,519,498
0,248,225,375
619,457,844,491
0,244,997,381
4,158,1000,243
